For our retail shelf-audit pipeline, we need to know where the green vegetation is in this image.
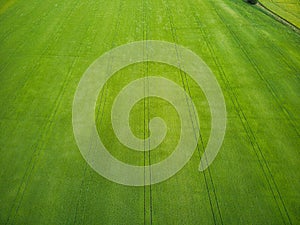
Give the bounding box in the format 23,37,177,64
259,0,300,28
0,0,299,224
247,0,258,5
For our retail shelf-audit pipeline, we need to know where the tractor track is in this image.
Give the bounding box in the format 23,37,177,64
4,0,85,224
163,0,224,224
0,0,73,74
71,1,108,225
212,1,300,138
0,0,81,120
256,1,300,34
142,0,153,224
206,0,293,224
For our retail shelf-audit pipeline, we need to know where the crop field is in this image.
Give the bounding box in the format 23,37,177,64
259,0,300,28
0,0,299,224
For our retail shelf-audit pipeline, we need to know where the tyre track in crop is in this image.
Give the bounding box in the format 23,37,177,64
0,0,81,121
188,1,274,224
94,0,124,131
245,3,300,80
214,2,300,136
142,0,153,224
234,2,300,79
0,0,39,42
163,0,223,224
73,0,112,223
85,0,123,196
4,0,86,224
0,0,41,41
0,0,72,73
5,44,80,225
70,1,110,225
217,1,300,134
203,0,293,224
257,1,300,33
210,1,299,79
0,0,47,72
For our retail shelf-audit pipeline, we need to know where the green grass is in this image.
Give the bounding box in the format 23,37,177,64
259,0,300,28
0,0,299,224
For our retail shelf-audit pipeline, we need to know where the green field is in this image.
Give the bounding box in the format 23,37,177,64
259,0,300,28
0,0,300,224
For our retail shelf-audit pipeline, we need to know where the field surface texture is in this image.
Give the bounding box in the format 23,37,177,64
0,0,300,224
259,0,300,28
